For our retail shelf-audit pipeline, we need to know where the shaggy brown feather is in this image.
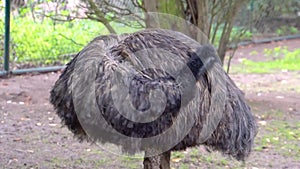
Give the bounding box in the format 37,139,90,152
50,29,257,162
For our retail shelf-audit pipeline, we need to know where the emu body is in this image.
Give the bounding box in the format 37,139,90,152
50,29,257,169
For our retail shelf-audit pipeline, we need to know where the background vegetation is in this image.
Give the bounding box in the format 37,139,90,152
0,0,299,71
233,48,300,74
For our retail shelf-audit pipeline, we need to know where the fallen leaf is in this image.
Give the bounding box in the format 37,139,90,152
13,138,22,142
20,117,30,121
171,158,182,163
288,131,295,135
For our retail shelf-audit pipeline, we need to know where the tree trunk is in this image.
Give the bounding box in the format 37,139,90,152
197,0,209,36
143,0,159,28
218,0,248,64
143,0,185,30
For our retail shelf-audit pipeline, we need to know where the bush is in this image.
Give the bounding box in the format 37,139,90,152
241,48,300,73
0,17,105,66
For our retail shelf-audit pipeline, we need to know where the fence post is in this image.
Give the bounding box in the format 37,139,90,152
4,0,11,73
249,0,254,33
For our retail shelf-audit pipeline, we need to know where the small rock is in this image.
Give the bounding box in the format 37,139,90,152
48,123,57,127
258,121,267,126
288,107,295,111
275,96,284,99
238,58,246,62
27,150,34,153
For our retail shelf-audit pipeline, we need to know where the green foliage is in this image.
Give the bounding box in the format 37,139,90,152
240,48,300,73
231,27,253,41
276,26,299,36
212,26,253,47
264,46,289,60
0,16,141,66
250,0,300,17
0,17,105,65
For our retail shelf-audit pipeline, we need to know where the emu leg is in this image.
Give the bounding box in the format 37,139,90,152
143,155,160,169
159,151,171,169
143,151,171,169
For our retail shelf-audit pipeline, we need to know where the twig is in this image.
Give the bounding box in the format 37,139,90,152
226,45,238,74
58,33,84,46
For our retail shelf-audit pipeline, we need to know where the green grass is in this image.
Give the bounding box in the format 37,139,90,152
178,163,190,169
253,108,300,160
232,48,300,73
120,156,141,169
9,17,102,64
0,16,139,66
169,148,244,169
256,120,300,160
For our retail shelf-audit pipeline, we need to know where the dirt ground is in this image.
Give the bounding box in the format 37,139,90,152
0,39,299,169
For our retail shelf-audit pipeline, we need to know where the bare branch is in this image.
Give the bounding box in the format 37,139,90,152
84,0,116,33
226,45,238,73
131,0,146,11
102,1,133,15
58,33,85,46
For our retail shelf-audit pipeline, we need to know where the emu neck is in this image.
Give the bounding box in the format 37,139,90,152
143,151,171,169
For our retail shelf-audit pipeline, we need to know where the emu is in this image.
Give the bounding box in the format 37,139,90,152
50,29,257,169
